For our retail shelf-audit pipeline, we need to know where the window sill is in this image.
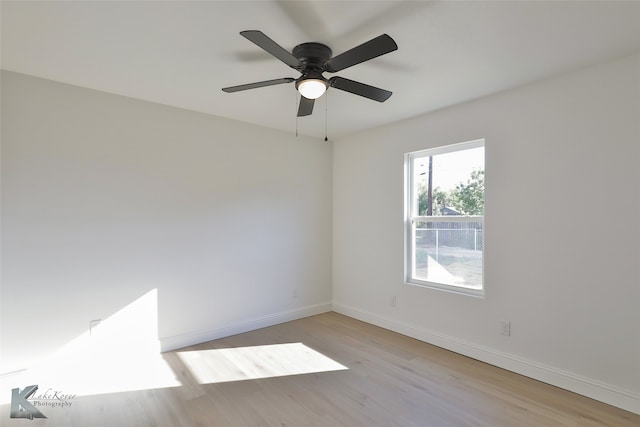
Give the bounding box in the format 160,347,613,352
404,279,485,298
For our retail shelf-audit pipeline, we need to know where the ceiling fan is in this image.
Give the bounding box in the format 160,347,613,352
222,30,398,117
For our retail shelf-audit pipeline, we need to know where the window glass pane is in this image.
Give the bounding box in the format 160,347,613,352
413,220,483,289
412,146,484,216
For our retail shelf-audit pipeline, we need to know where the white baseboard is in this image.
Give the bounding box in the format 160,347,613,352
333,302,640,415
160,302,333,352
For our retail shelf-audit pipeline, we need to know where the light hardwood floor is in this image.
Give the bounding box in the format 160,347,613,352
2,312,638,426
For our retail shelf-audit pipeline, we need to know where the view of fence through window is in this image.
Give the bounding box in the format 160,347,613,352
413,219,483,289
406,141,484,292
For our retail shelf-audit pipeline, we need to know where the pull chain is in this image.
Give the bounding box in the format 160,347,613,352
324,91,329,142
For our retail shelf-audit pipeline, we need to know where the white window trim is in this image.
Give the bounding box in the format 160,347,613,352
404,139,485,297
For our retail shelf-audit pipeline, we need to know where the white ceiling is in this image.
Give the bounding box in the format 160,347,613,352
2,1,640,140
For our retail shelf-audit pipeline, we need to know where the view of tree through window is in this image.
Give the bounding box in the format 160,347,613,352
405,141,484,294
418,169,484,216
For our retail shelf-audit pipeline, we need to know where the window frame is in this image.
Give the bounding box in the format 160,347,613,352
404,139,485,297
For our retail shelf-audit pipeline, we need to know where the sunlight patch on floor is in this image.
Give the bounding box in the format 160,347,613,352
177,342,348,384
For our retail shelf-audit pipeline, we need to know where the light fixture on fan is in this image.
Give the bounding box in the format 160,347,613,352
295,72,328,100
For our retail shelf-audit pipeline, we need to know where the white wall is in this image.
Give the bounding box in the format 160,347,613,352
3,53,639,414
1,71,333,373
333,53,640,413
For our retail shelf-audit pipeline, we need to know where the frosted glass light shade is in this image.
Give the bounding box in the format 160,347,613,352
297,79,327,99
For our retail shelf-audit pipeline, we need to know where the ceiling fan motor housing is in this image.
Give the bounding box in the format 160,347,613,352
293,43,333,88
292,42,333,70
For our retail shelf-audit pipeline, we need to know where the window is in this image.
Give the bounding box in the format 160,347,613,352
404,140,485,296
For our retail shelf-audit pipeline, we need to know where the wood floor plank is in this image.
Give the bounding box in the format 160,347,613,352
1,312,638,426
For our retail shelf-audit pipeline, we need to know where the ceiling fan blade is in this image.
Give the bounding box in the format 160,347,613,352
324,34,398,73
297,96,315,117
222,78,295,93
329,76,392,102
240,30,301,68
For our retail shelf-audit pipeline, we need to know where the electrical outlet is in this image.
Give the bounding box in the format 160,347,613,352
500,320,511,336
292,287,298,298
389,296,397,307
